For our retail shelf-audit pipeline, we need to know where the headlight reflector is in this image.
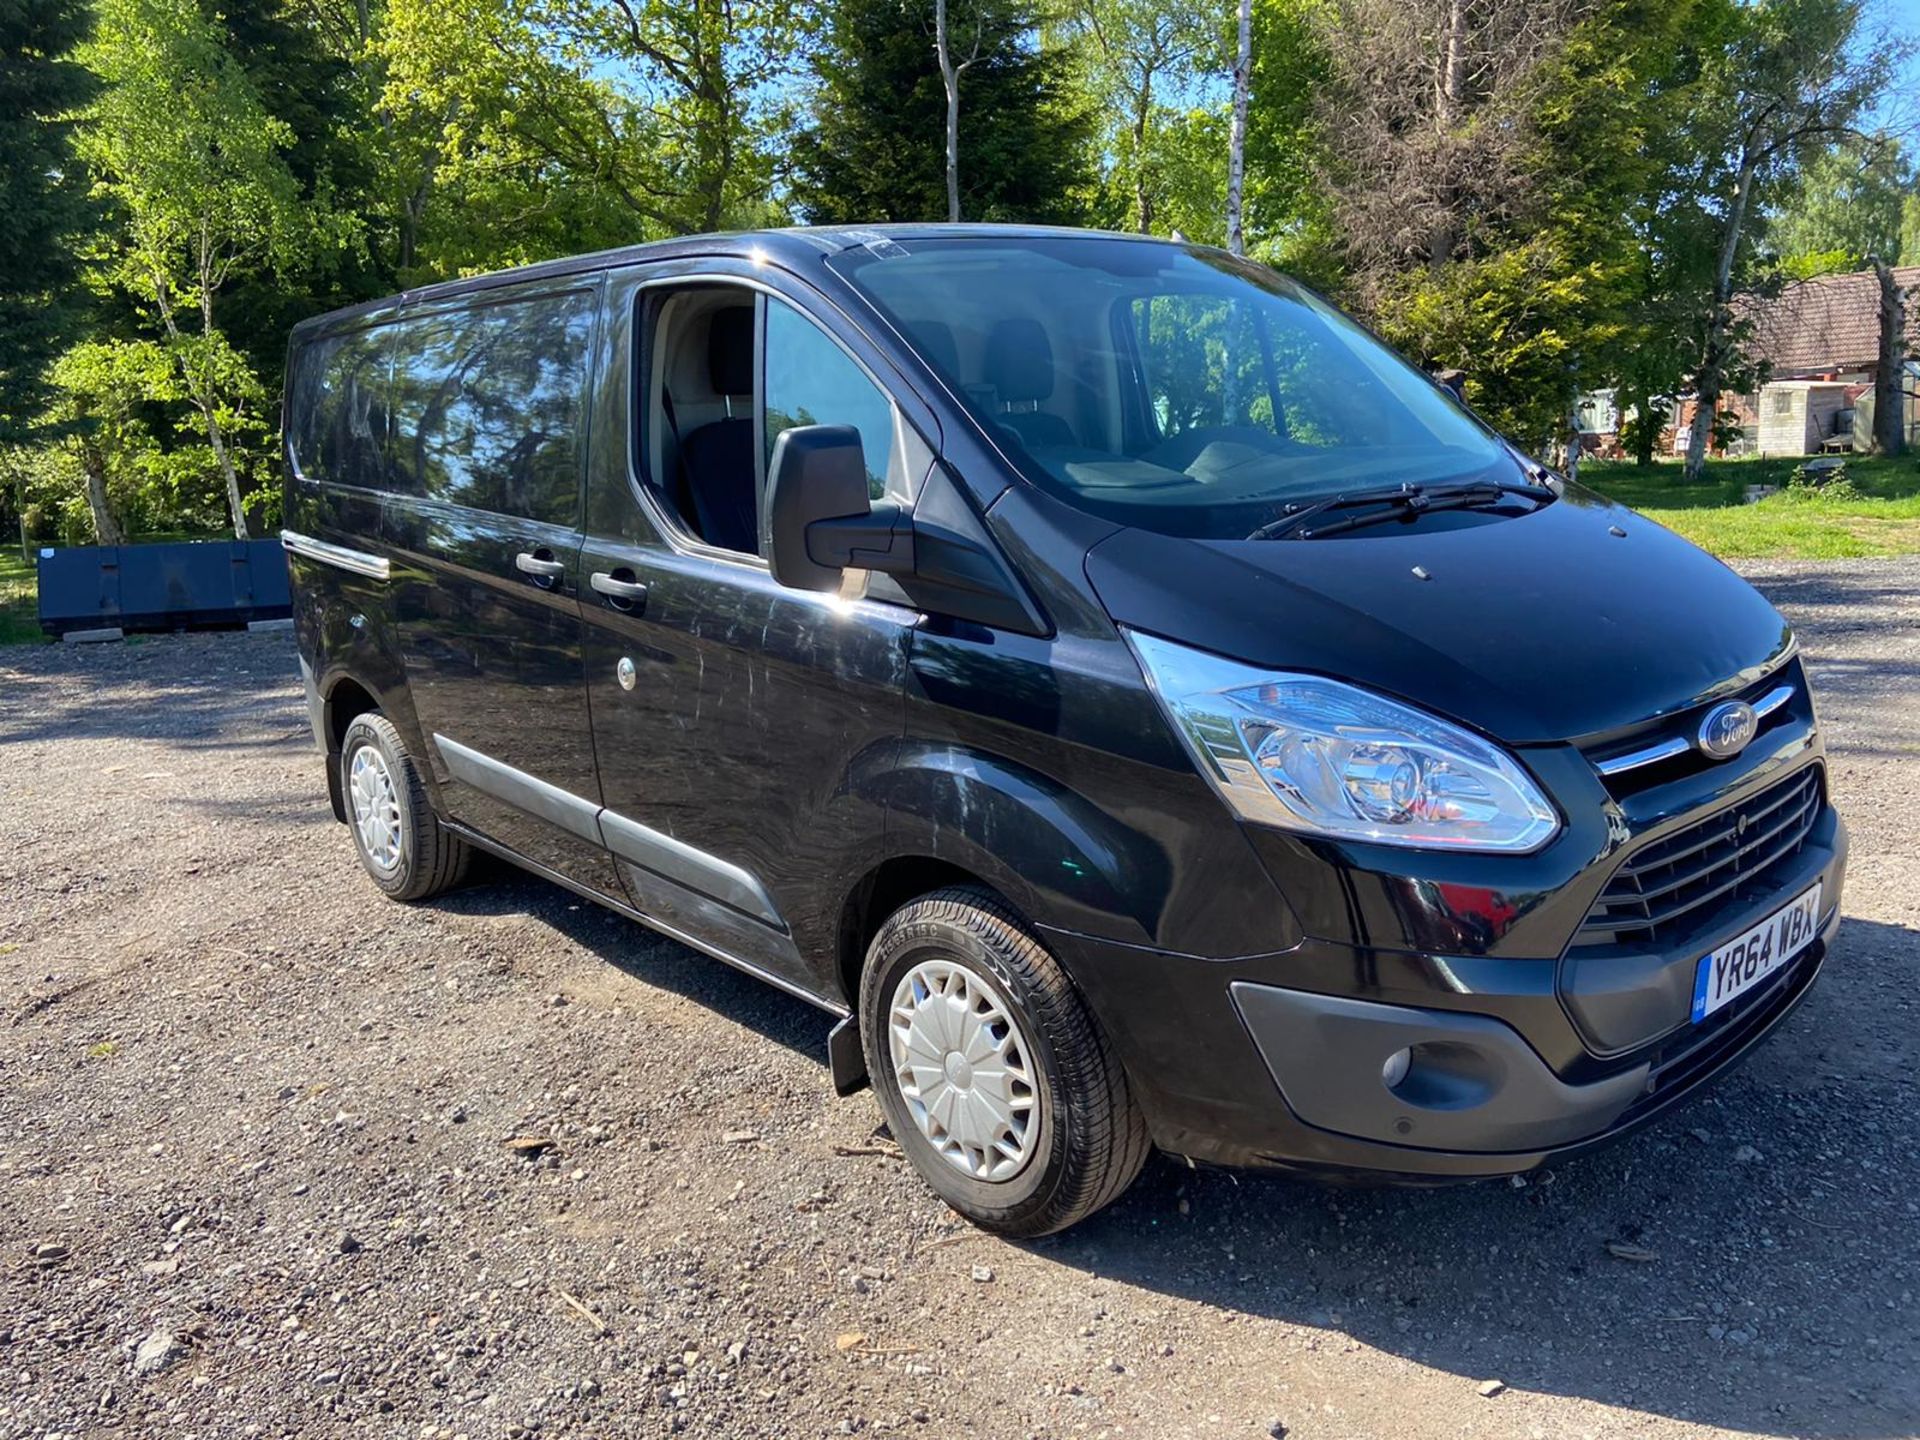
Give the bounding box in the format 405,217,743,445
1127,631,1558,852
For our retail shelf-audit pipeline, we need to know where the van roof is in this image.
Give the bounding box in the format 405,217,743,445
288,223,1177,341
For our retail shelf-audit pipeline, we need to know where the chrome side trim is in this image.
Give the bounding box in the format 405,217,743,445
281,529,390,581
1595,683,1798,777
434,734,604,847
433,733,786,931
599,810,785,930
1594,736,1692,777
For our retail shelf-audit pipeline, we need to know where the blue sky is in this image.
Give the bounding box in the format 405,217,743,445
1869,0,1920,132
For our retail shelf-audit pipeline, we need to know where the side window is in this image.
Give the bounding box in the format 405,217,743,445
289,325,392,489
764,298,895,501
389,289,595,522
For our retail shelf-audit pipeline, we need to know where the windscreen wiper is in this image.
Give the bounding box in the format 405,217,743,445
1246,480,1552,541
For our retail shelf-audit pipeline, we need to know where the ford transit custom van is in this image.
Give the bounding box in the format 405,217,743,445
282,226,1845,1236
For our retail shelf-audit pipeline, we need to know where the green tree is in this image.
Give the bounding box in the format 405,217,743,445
40,340,186,545
380,0,810,274
792,0,1094,225
0,0,98,447
207,0,391,390
1058,0,1217,234
1239,0,1333,274
1770,134,1913,274
1676,0,1894,479
1307,0,1690,445
77,0,339,538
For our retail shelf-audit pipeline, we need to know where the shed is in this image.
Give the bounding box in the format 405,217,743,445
1755,380,1853,456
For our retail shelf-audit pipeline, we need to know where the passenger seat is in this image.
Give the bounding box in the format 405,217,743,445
679,307,758,554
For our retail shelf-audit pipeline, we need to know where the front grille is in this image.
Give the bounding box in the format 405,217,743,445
1584,659,1806,797
1573,767,1823,951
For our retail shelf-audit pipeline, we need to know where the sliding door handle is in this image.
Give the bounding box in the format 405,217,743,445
590,570,650,607
515,551,566,578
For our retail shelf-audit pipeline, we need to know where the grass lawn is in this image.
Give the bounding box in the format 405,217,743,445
0,547,41,646
1580,454,1920,560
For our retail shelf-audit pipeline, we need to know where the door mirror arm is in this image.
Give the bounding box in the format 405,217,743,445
806,503,914,575
766,429,1048,635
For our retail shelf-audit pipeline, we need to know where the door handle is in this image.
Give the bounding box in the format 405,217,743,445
590,571,650,606
515,552,566,578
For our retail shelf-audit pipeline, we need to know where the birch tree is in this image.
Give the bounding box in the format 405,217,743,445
78,0,321,539
1066,0,1213,234
1225,0,1251,254
934,0,987,221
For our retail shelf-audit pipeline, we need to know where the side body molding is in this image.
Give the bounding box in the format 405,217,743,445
598,810,784,930
432,733,785,931
436,735,604,847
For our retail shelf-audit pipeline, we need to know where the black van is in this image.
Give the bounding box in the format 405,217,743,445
282,226,1846,1236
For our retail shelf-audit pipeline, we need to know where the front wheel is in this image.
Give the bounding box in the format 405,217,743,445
858,887,1151,1237
339,712,470,902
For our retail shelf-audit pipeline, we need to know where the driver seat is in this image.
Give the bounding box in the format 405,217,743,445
984,317,1077,451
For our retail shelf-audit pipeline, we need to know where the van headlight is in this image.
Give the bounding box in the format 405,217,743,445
1126,631,1559,852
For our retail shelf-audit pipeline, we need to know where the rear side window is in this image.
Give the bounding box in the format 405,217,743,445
389,289,596,523
288,325,392,489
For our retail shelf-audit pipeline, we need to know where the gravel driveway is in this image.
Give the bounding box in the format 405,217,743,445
2,559,1916,1440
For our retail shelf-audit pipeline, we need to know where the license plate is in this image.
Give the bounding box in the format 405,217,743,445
1691,882,1822,1022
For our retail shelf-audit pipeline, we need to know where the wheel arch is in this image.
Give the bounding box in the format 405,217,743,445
835,855,1005,1010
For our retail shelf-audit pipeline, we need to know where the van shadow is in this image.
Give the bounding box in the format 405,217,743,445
430,857,831,1066
1039,913,1920,1439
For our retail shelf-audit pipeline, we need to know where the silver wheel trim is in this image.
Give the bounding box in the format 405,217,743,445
888,958,1040,1183
347,743,404,874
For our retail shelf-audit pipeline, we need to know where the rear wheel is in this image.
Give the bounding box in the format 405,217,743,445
339,712,470,902
858,886,1151,1237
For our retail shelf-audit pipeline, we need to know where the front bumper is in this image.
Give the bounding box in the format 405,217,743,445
1045,800,1846,1180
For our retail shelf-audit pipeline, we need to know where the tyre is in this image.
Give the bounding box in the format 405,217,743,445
858,886,1151,1237
338,712,471,902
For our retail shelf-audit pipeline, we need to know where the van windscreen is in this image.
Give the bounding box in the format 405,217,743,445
829,237,1518,540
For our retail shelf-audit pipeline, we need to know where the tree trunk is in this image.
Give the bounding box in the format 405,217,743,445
1870,254,1907,456
1685,156,1758,482
934,0,964,224
1425,0,1467,272
150,260,251,540
205,403,250,540
79,441,126,547
1437,0,1467,125
1133,81,1154,234
1226,0,1251,256
1629,395,1658,466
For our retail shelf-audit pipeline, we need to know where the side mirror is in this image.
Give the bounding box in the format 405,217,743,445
764,424,914,592
1432,368,1468,404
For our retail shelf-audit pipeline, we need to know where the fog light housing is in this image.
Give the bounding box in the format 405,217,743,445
1381,1047,1412,1089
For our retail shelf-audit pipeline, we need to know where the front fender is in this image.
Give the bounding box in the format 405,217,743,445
874,742,1174,946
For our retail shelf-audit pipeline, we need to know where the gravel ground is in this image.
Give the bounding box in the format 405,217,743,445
1,558,1916,1440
